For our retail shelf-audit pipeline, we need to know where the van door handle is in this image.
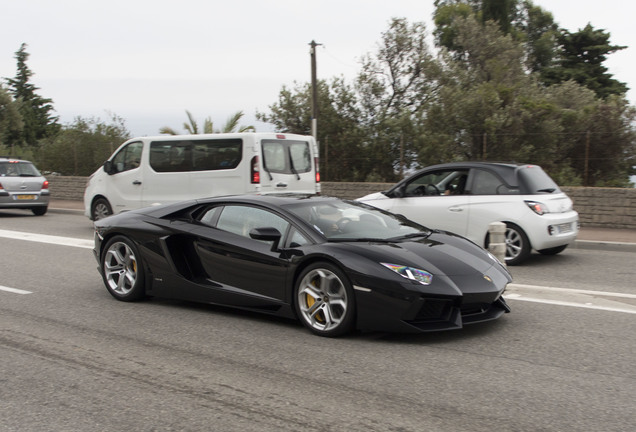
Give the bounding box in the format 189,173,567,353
276,182,288,188
133,180,142,185
448,206,463,212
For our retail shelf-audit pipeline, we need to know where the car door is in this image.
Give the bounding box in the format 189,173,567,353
192,204,293,304
384,168,471,237
105,141,144,213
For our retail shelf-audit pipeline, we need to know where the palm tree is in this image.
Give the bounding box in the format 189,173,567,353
160,110,255,135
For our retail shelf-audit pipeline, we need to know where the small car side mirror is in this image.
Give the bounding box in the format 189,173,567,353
249,227,282,251
391,186,405,198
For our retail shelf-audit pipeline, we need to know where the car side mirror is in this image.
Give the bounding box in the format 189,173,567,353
249,227,282,252
391,185,405,198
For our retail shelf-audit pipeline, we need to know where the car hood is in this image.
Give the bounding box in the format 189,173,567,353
335,230,508,279
357,191,386,201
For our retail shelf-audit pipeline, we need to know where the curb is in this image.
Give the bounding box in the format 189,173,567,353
572,239,636,253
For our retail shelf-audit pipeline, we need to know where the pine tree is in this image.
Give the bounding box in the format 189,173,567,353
4,43,60,147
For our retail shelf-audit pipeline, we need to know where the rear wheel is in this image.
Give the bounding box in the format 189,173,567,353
538,245,568,255
294,262,356,337
101,236,145,301
31,206,47,216
504,223,530,266
92,198,112,220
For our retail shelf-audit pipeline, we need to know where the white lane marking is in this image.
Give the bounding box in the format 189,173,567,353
506,283,636,315
0,285,32,295
0,229,93,249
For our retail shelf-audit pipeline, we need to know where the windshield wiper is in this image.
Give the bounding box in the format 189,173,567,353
288,150,300,180
389,232,432,241
536,188,556,193
261,156,273,181
329,237,394,243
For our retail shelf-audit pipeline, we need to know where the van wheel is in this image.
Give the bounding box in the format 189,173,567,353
92,198,113,220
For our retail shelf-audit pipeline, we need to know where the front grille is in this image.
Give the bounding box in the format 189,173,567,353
412,298,454,322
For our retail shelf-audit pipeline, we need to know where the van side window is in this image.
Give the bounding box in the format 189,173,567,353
150,139,242,173
111,141,143,173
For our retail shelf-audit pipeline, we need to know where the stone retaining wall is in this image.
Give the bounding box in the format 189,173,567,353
49,177,636,229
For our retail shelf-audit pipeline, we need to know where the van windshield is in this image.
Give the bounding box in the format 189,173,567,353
262,140,311,174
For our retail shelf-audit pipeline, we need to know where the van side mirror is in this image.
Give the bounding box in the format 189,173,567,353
103,161,114,175
249,227,282,252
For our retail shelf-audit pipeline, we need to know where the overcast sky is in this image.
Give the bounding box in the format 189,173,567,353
1,0,633,137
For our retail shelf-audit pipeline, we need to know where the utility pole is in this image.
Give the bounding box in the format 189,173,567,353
584,130,590,186
309,40,322,141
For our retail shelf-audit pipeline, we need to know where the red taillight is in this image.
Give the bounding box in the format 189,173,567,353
42,180,49,189
276,134,286,139
0,182,3,190
251,156,260,184
314,157,320,183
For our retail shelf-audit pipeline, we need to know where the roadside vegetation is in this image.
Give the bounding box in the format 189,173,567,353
1,0,634,185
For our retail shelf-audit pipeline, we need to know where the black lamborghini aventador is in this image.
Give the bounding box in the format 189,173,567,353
93,194,511,337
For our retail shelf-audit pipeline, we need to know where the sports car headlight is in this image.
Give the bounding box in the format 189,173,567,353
381,263,433,285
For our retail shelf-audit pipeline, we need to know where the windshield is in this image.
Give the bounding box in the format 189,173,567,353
284,199,430,241
518,165,561,194
262,140,311,174
0,161,41,177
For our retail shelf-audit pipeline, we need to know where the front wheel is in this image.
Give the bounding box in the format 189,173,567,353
101,236,146,301
504,223,530,266
294,263,356,337
92,198,113,221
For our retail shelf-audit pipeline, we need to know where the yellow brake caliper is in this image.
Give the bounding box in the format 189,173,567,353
306,279,324,322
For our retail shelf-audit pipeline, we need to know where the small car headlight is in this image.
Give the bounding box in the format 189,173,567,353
381,263,433,285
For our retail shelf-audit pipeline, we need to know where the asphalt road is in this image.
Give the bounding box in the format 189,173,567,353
1,209,635,431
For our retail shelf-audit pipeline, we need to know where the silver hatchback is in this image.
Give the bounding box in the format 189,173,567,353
0,157,50,216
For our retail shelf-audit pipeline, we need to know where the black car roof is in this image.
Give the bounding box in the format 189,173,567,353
400,161,534,188
139,194,335,219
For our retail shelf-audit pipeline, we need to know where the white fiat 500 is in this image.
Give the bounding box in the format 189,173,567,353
358,162,579,265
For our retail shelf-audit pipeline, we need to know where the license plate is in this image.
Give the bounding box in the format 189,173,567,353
16,194,36,200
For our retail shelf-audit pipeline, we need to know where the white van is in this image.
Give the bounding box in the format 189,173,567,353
84,132,320,220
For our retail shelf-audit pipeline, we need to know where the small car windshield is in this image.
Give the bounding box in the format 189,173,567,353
284,199,430,241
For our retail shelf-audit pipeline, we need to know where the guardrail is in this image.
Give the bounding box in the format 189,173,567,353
47,177,636,230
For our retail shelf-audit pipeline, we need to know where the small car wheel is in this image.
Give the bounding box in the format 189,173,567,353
101,236,145,301
92,198,113,221
294,262,356,337
538,245,568,255
504,223,530,265
31,206,47,216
